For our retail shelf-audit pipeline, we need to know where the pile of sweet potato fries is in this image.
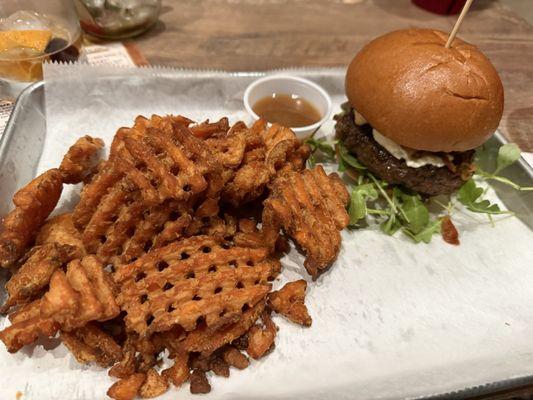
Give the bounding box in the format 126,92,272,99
0,115,349,399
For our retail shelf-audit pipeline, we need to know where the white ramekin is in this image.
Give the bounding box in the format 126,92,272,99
243,75,332,139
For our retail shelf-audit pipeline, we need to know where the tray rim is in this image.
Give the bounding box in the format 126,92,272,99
1,74,533,400
0,81,45,170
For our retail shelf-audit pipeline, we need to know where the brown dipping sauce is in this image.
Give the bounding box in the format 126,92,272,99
252,93,322,127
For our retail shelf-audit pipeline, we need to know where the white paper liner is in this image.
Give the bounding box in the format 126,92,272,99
0,62,532,400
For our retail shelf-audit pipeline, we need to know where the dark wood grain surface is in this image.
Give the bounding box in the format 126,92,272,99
135,0,533,153
134,1,533,399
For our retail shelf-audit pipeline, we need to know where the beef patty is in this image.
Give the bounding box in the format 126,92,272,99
334,103,474,196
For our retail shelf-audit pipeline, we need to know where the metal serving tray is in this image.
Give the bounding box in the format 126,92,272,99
0,72,533,400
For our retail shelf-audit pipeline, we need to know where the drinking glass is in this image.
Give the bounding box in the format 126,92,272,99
0,0,82,96
74,0,161,40
412,0,467,15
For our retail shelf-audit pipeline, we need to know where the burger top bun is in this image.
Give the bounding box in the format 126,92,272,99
345,29,504,152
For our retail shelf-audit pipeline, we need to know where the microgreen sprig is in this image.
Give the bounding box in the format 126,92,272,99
308,136,531,244
475,143,533,191
305,137,337,168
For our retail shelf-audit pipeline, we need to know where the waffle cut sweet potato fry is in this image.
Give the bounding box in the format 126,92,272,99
221,120,311,207
2,242,79,312
0,169,64,269
0,134,104,270
0,113,350,399
35,213,86,256
72,115,227,265
246,310,277,359
268,280,312,326
263,165,350,278
60,322,123,367
83,192,191,266
59,135,105,184
41,256,119,331
107,372,146,400
189,117,230,140
110,114,221,205
204,123,247,168
181,299,266,355
114,235,280,335
0,299,58,352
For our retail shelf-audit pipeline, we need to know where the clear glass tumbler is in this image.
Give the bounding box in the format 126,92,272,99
0,0,82,96
74,0,161,40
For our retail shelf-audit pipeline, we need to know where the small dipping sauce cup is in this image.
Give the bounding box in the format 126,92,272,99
243,75,332,139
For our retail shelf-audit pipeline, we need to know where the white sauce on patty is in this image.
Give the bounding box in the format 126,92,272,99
353,109,445,168
372,129,445,168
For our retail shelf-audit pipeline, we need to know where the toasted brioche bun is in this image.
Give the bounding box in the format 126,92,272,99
345,29,504,152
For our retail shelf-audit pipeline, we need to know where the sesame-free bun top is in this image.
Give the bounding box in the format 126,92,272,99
345,29,504,152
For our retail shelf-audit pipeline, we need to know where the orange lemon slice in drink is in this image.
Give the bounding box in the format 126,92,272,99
0,30,52,54
0,30,52,81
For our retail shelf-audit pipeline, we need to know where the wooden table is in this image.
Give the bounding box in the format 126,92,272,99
135,0,533,153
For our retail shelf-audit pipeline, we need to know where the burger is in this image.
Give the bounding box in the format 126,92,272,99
334,28,504,196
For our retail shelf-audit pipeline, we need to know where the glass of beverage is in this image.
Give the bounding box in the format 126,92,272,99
412,0,467,15
0,0,82,96
74,0,161,40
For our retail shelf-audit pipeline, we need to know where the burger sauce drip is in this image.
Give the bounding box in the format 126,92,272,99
252,94,321,127
441,216,460,246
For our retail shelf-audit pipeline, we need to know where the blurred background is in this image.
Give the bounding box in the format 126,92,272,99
505,0,532,21
1,0,532,81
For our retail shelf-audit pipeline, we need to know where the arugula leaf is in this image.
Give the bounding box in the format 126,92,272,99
495,143,521,174
381,214,402,235
392,187,433,240
334,139,527,244
342,151,367,170
368,174,393,207
367,208,391,216
475,143,533,191
355,183,379,200
347,183,380,225
306,137,336,159
403,219,442,244
307,153,316,168
337,156,346,172
348,190,367,225
464,199,504,214
457,179,483,204
398,192,429,234
457,179,510,215
336,142,367,170
483,174,533,191
476,169,533,192
305,137,336,169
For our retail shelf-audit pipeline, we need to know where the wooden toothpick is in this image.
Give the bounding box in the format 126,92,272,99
445,0,475,48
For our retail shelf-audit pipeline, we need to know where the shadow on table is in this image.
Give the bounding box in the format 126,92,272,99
160,5,173,15
469,0,499,11
142,19,167,40
137,4,172,40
